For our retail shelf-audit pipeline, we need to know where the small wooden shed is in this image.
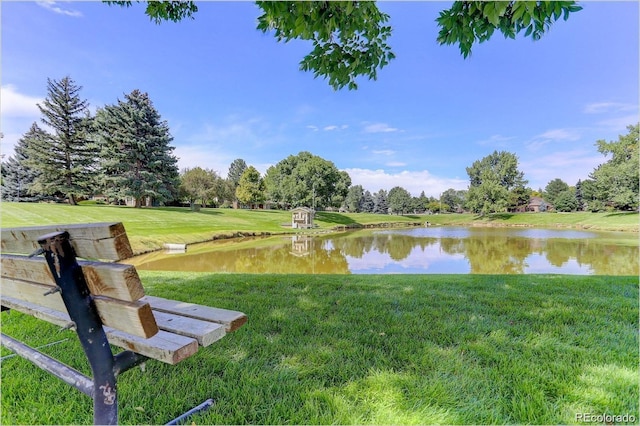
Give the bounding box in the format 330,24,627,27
291,207,314,229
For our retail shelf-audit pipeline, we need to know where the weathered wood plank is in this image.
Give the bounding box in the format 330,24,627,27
1,255,145,302
1,296,198,365
153,311,226,347
1,296,74,329
1,222,133,261
106,329,199,365
2,279,158,338
144,295,247,332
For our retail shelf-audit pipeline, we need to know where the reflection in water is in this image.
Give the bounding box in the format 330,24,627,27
126,227,639,275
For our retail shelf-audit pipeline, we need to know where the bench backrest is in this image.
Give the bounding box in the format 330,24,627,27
1,222,158,338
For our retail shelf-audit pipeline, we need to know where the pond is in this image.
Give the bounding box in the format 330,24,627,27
126,226,639,275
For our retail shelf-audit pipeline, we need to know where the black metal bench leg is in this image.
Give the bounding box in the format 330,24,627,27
38,231,118,425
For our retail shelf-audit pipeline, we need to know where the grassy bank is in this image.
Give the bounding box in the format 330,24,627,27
1,203,637,254
424,211,639,232
1,274,637,424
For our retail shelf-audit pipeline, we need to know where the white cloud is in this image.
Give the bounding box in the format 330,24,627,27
477,134,516,147
372,149,395,156
306,125,319,132
344,168,468,198
323,125,338,131
520,150,602,190
526,128,582,151
363,123,399,133
36,1,83,17
174,145,231,176
583,102,636,114
0,85,46,158
538,129,581,141
596,115,638,132
1,85,43,118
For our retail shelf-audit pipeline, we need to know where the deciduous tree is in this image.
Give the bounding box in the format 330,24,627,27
441,188,467,213
589,124,639,211
466,150,528,215
264,151,350,209
544,178,570,205
388,186,412,215
180,167,219,206
553,190,578,212
236,166,265,207
106,1,581,90
436,1,582,58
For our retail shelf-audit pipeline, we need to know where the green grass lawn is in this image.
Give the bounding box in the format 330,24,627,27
1,203,637,254
1,274,637,425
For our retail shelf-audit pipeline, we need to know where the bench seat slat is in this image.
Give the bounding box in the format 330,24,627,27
1,255,145,302
152,311,226,347
2,296,199,365
143,295,247,332
2,279,158,338
1,222,133,261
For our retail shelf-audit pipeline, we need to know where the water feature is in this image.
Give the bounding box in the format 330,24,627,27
126,226,639,275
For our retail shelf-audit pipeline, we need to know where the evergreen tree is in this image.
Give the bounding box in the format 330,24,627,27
361,190,375,213
414,191,429,213
575,179,584,211
373,189,389,214
344,185,365,212
1,124,46,202
26,76,96,205
94,89,179,207
227,159,248,188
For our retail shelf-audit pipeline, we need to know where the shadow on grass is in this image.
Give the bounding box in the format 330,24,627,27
152,206,224,215
474,213,514,221
3,274,638,424
315,212,358,225
605,212,639,217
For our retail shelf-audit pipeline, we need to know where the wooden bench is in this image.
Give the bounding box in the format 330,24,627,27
0,222,247,425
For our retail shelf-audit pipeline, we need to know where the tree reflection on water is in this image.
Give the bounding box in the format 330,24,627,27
127,228,638,275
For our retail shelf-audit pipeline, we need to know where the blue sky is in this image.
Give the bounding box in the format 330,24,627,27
2,1,638,198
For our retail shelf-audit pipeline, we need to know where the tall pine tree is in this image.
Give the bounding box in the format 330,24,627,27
94,89,179,207
1,124,46,201
26,76,96,205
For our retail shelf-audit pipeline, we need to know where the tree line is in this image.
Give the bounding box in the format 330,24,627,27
2,76,637,214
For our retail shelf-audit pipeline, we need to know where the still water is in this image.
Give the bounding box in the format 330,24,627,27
126,226,639,275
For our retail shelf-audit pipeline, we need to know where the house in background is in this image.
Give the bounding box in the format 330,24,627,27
510,196,554,213
527,196,553,212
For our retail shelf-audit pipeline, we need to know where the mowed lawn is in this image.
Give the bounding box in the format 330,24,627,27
1,274,638,424
1,203,638,424
0,203,424,253
1,202,637,254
